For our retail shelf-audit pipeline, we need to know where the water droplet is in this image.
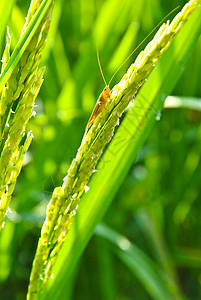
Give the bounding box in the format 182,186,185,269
133,165,147,180
161,93,166,102
155,110,162,121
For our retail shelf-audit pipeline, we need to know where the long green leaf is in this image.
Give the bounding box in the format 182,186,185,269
42,4,201,299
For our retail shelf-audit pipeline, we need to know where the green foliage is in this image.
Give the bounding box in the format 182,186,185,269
0,0,201,299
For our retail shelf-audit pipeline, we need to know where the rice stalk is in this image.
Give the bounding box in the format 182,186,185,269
26,0,200,299
0,0,54,229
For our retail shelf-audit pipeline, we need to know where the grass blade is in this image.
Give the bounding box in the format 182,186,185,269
96,223,183,300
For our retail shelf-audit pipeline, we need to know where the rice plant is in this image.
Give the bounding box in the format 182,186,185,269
0,0,201,299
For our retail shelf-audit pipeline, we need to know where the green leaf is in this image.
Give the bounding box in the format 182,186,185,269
41,4,201,299
95,223,182,300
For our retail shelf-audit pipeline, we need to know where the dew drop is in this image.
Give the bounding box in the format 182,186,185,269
161,93,166,102
155,110,162,121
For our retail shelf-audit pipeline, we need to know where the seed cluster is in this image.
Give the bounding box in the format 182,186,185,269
26,0,200,298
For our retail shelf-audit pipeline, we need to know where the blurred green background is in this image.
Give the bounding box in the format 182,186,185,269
0,0,201,299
